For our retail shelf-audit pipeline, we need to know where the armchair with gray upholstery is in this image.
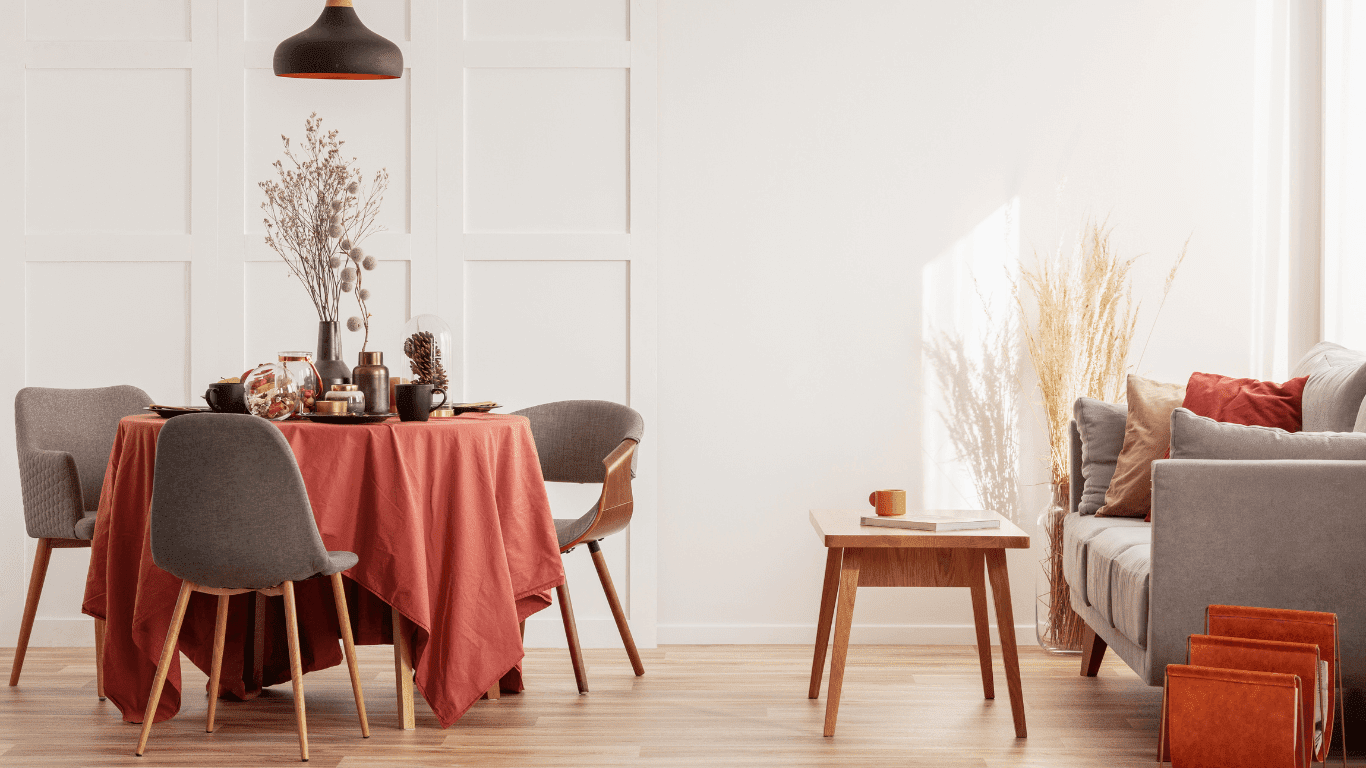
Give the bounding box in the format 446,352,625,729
513,399,645,695
9,385,152,696
1063,342,1366,745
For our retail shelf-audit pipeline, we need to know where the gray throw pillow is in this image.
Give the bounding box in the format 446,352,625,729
1074,397,1127,515
1169,407,1366,460
1291,341,1366,433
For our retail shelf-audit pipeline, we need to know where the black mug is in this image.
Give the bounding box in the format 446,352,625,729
395,384,448,422
203,383,248,414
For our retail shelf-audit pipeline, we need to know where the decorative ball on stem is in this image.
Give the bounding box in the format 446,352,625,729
362,255,377,270
347,316,363,332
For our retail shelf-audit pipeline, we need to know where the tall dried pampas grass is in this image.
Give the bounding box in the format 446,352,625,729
1014,220,1185,651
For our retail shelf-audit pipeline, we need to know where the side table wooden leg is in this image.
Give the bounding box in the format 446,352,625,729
824,550,860,737
968,550,994,700
986,549,1026,738
392,609,415,730
809,547,842,699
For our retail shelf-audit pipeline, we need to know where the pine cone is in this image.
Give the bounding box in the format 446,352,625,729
403,331,449,392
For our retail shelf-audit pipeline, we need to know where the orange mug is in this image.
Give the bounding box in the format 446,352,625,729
869,489,906,517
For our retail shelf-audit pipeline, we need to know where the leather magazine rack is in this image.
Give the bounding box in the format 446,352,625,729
1158,605,1343,767
1160,665,1305,768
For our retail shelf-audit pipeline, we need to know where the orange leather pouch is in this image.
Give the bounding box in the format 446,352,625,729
1205,605,1340,763
1161,664,1304,768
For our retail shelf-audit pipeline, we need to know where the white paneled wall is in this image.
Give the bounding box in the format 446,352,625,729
0,0,658,650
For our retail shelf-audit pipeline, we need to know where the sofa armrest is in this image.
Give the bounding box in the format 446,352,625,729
1148,458,1366,687
17,447,83,539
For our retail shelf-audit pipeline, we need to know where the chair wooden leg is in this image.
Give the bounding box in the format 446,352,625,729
556,582,589,694
9,538,53,687
94,617,106,700
587,541,644,676
392,609,415,730
1081,624,1107,677
281,581,309,762
135,580,193,757
206,594,230,732
329,573,369,738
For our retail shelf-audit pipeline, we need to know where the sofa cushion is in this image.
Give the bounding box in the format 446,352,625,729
1085,526,1152,647
1181,372,1308,432
1170,408,1366,460
1110,541,1151,648
1074,398,1127,515
1291,342,1366,432
1097,375,1186,519
1062,512,1149,610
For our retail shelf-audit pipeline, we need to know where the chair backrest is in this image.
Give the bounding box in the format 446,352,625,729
150,413,332,590
512,400,644,483
15,385,153,511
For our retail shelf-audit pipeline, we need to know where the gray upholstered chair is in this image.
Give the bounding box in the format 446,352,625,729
513,400,645,694
135,413,367,761
10,385,153,698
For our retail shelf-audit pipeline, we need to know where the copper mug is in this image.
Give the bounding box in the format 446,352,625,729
868,489,906,517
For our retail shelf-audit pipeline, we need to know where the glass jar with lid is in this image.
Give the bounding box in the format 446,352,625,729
278,351,322,415
324,384,366,415
402,314,452,395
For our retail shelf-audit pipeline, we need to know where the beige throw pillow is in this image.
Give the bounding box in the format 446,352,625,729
1095,374,1186,519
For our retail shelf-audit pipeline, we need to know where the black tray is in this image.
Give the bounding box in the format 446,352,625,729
304,413,396,425
146,406,209,419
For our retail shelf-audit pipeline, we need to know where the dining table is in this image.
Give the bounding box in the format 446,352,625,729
81,412,566,729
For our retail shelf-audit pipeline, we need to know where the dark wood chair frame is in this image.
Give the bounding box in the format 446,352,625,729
553,437,645,694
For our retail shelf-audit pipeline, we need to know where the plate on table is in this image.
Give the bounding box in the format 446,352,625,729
145,405,209,419
304,413,395,425
449,402,501,415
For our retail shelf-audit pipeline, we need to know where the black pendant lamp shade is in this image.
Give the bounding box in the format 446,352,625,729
273,0,403,80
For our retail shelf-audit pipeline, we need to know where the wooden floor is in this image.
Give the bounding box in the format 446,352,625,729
0,642,1339,767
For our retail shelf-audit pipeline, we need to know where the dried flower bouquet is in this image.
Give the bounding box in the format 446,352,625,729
259,113,387,349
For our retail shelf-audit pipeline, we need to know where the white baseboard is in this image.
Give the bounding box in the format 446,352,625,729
26,617,1034,650
25,617,97,647
656,623,1034,646
521,618,1033,648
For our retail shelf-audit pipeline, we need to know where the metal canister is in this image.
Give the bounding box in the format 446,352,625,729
352,351,390,415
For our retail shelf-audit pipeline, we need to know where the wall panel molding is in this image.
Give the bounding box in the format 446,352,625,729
0,0,659,650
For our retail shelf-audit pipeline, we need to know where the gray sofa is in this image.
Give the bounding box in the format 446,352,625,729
1062,342,1366,712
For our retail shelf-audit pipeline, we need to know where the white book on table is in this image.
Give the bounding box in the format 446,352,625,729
859,511,1000,532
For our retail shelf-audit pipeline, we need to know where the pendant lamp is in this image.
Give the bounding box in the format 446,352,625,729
273,0,403,81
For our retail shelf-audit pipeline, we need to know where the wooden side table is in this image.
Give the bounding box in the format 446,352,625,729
807,509,1031,737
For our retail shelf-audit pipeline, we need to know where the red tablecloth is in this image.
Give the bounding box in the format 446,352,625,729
81,413,565,728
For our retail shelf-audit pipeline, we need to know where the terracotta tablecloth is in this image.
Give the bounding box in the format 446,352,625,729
81,413,565,728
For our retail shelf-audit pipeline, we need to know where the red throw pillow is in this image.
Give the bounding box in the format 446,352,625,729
1181,373,1309,432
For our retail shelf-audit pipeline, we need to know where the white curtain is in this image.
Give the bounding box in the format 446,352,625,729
1324,0,1366,351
